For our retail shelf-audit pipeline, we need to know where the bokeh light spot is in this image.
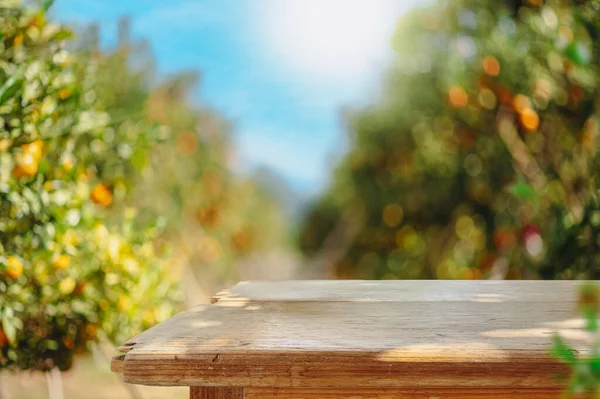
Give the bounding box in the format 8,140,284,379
482,56,500,76
449,85,468,108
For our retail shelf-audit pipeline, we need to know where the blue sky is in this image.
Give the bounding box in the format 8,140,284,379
54,0,414,195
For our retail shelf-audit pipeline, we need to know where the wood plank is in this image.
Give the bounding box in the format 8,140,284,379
117,303,582,386
115,281,591,387
111,355,125,373
123,301,587,356
244,388,562,399
211,280,582,303
120,358,568,387
190,387,243,399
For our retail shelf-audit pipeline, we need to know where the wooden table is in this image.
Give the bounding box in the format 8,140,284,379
111,280,589,398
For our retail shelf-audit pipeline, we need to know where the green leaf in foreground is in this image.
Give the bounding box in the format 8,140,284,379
552,334,577,365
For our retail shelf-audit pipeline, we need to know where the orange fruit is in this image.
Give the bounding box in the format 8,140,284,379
13,33,23,47
449,85,468,108
6,256,23,279
52,254,71,270
91,184,112,207
195,206,221,229
74,281,87,296
519,108,540,132
63,338,75,349
22,140,43,161
482,56,500,76
59,88,72,100
13,152,38,178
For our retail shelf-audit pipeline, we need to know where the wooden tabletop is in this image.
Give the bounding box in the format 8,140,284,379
111,280,590,388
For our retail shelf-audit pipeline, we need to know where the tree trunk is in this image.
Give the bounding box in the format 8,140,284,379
46,368,63,399
0,372,11,399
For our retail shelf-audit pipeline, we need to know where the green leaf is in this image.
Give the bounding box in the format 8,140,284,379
53,28,73,41
44,339,58,350
590,356,600,376
552,334,577,364
510,180,536,200
0,78,21,106
565,42,588,66
1,313,16,344
42,0,54,11
131,149,147,170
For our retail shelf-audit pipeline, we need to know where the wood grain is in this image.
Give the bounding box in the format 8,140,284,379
111,355,125,373
212,280,581,303
113,280,591,388
190,387,243,399
243,388,562,399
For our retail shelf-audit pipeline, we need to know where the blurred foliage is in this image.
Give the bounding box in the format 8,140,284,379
301,0,600,280
0,2,182,371
135,72,287,286
0,1,288,371
89,19,288,288
553,284,600,397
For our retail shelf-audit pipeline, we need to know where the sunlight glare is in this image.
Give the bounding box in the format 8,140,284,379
260,0,402,84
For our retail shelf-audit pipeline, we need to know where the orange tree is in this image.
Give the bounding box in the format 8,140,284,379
300,0,600,280
89,20,288,291
137,73,288,288
0,2,180,370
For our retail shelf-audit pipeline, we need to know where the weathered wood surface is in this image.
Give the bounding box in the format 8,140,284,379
112,280,590,388
211,280,582,303
243,388,562,398
190,387,243,399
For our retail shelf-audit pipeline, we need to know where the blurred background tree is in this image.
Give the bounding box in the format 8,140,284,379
85,18,290,300
300,0,600,280
0,1,182,372
1,0,290,381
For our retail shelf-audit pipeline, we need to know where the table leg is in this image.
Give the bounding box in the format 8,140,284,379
190,387,244,399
